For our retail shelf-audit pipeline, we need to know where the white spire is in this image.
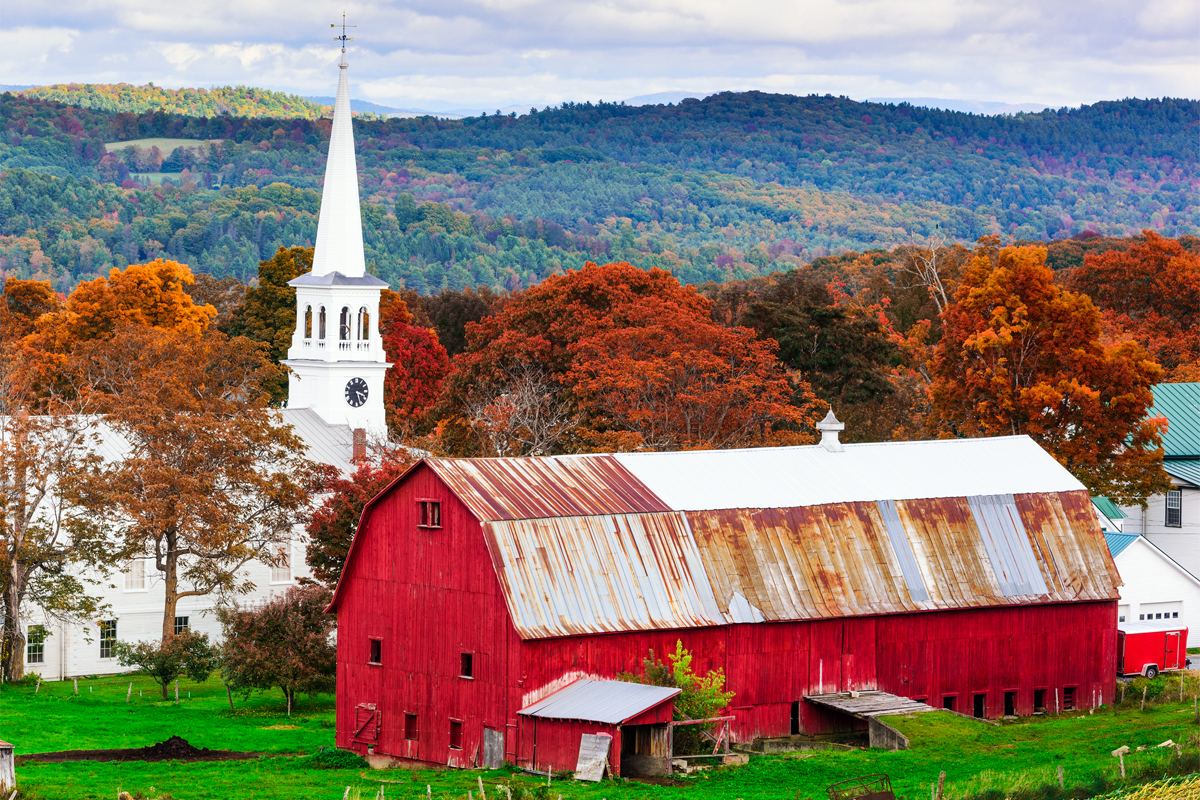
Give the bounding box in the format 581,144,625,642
311,50,367,278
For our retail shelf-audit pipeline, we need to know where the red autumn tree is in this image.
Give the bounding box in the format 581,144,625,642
378,294,450,437
217,584,336,715
571,299,819,450
932,245,1169,505
1065,230,1200,381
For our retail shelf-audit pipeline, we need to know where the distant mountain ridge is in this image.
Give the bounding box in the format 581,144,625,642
867,97,1057,115
18,83,327,119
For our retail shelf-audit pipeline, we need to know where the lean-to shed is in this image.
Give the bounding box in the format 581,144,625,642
327,432,1120,769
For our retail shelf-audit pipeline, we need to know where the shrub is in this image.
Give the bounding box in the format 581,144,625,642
113,631,218,700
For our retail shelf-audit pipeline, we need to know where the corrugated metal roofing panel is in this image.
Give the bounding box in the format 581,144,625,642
519,679,680,724
279,408,354,475
1163,459,1200,487
1105,533,1139,559
611,436,1084,511
430,456,671,522
876,500,931,603
483,512,725,639
967,494,1050,597
1150,383,1200,458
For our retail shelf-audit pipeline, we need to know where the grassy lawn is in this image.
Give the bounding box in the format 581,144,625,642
104,138,222,155
4,673,1197,800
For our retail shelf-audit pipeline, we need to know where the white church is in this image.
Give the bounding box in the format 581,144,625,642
21,48,390,680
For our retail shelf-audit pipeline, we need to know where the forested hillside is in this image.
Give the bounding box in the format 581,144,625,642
20,83,327,119
0,89,1195,293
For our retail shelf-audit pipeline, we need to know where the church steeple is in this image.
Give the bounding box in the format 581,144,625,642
311,47,366,278
283,36,391,436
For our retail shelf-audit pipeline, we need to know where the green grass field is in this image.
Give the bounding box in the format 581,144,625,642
104,138,222,155
4,673,1197,800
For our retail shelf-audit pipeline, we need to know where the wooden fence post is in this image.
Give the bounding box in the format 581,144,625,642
127,682,133,703
73,678,78,695
1057,765,1064,789
935,770,946,800
1141,686,1146,712
1118,753,1125,778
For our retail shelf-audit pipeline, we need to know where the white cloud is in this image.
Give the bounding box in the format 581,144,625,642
1,0,1195,107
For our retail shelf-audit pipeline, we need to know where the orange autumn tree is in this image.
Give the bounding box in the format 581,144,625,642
1065,230,1200,381
571,298,818,450
441,261,817,454
31,259,216,350
932,245,1169,505
69,324,320,641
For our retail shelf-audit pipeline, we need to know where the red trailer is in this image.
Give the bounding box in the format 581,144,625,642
1117,622,1189,678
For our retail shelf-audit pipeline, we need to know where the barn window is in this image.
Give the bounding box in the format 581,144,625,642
369,638,382,665
449,719,463,750
1004,691,1017,716
972,693,986,718
419,500,442,529
1166,489,1182,527
941,695,956,711
913,697,928,705
1033,688,1046,712
1062,686,1077,711
27,625,47,664
459,652,474,679
404,713,419,741
99,620,117,659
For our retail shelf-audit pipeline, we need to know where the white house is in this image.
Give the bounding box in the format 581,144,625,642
1107,532,1200,633
21,47,391,680
1119,383,1200,580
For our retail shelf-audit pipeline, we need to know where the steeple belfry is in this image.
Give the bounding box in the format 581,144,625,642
311,34,366,277
283,26,391,436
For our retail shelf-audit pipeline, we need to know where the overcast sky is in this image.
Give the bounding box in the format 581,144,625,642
3,0,1197,111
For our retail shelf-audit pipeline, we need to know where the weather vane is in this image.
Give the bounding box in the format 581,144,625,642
331,13,355,51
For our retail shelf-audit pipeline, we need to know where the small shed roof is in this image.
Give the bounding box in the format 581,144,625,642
519,679,680,724
1092,496,1126,521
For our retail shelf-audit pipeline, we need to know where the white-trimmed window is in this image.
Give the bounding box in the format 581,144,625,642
1165,489,1182,527
271,541,292,584
175,616,190,635
125,559,146,591
27,625,47,664
99,620,117,659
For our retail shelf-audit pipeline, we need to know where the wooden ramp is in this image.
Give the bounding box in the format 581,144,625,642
803,691,938,719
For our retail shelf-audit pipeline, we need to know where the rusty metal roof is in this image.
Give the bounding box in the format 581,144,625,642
519,679,680,724
428,455,670,522
483,512,726,639
339,436,1121,634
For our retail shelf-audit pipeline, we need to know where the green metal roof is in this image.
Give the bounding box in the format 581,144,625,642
1150,383,1200,458
1091,496,1126,521
1164,459,1200,487
1105,532,1139,559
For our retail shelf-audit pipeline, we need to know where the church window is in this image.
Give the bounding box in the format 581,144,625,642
99,620,117,658
271,541,292,584
125,559,145,591
27,625,47,664
358,307,370,340
304,306,313,339
319,307,327,339
339,307,351,340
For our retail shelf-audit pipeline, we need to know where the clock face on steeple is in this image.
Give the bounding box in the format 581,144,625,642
344,377,369,407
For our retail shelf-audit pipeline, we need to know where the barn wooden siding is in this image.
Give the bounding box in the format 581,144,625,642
330,455,1118,766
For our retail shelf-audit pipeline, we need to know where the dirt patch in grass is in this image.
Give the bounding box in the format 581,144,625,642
262,724,300,730
18,735,259,764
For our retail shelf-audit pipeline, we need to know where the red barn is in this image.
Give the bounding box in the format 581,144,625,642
327,429,1120,772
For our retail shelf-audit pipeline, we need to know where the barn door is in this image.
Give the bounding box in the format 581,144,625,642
1165,632,1181,670
482,728,504,769
352,702,381,746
